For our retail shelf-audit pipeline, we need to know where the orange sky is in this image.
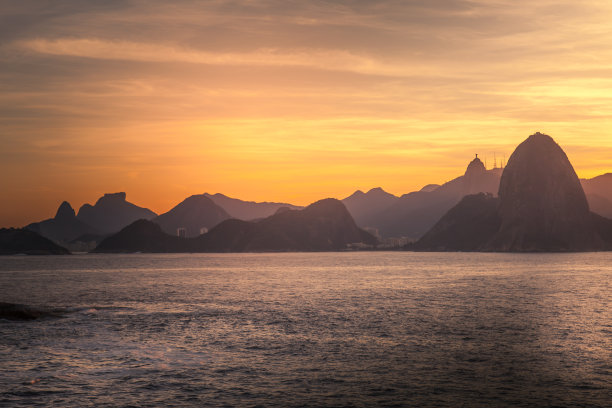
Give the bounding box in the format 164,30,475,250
2,1,612,227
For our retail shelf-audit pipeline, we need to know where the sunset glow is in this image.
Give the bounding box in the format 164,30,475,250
3,1,612,226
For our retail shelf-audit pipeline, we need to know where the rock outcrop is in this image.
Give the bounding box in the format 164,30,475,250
0,302,63,320
414,133,611,252
487,133,602,251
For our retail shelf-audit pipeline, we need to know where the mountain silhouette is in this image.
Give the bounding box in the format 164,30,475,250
199,198,377,251
414,133,611,252
341,158,611,239
413,193,501,251
77,192,157,234
360,159,502,239
153,194,231,237
204,193,302,220
1,228,70,255
94,199,376,253
25,201,99,244
91,219,186,253
488,133,602,251
342,187,399,228
582,173,612,202
581,173,612,218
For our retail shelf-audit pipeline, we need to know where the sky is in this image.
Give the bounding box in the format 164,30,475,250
2,0,612,227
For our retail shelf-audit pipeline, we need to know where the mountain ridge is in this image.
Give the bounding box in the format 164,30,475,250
94,198,376,253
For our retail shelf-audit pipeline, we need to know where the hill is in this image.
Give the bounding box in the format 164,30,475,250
0,228,70,255
414,133,611,252
77,192,157,234
25,201,99,244
154,194,231,237
94,199,376,253
362,158,502,239
341,187,399,229
204,193,302,220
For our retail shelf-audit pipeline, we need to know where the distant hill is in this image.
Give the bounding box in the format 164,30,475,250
414,133,612,252
199,198,377,251
92,219,186,253
413,193,501,251
342,187,399,228
582,173,612,202
0,228,70,255
25,201,99,244
153,194,231,237
204,193,302,220
581,173,612,218
77,192,157,234
356,157,503,239
94,198,376,253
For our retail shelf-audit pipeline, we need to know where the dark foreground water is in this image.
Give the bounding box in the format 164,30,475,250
0,252,610,407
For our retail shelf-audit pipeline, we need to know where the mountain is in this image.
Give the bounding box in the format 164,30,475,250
342,187,399,228
92,219,186,253
199,198,377,252
0,228,70,255
413,193,501,251
25,201,99,244
414,133,611,252
582,173,612,202
583,193,612,219
581,174,612,218
94,198,377,253
204,193,302,220
153,194,231,237
77,192,157,234
488,133,602,251
360,157,503,239
419,184,440,192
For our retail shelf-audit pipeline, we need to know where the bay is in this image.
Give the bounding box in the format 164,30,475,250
0,252,610,407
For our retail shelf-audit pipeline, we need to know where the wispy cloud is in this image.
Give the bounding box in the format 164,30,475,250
20,38,438,77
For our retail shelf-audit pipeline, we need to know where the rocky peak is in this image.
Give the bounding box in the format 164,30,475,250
97,192,127,204
490,132,601,250
464,154,486,177
54,201,75,220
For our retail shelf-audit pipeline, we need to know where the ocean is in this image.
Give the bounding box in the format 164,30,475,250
0,252,610,407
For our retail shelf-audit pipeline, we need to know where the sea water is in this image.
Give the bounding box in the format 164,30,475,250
0,252,610,407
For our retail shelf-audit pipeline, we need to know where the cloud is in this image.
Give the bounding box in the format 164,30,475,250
20,37,439,77
3,0,612,226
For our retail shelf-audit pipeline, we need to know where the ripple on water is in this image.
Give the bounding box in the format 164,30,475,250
0,252,611,407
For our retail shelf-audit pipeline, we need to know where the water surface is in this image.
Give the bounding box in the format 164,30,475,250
0,252,610,407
